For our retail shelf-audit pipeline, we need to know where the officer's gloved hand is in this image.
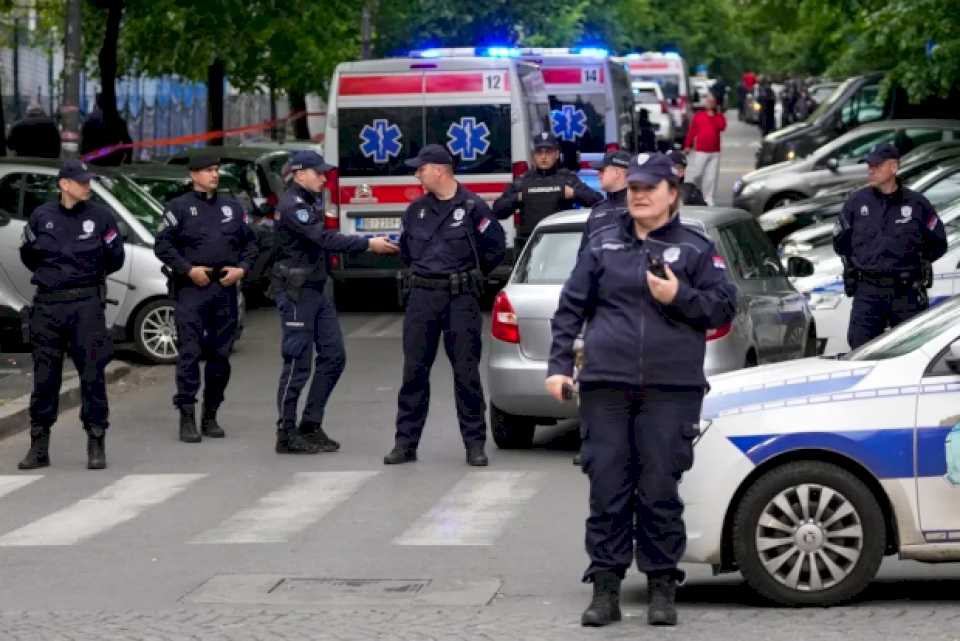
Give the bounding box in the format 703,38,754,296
188,266,212,287
545,375,575,402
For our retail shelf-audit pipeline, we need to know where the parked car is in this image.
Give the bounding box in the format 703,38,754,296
0,159,243,363
734,119,960,216
631,80,675,144
807,81,840,106
685,296,960,604
486,207,816,449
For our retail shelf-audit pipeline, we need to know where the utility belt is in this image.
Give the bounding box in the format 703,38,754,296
271,262,324,303
162,265,232,298
844,263,931,297
22,285,107,345
401,269,485,299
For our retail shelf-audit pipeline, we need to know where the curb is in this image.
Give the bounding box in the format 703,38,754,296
0,362,139,442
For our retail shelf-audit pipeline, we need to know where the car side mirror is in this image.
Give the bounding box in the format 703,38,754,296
786,256,815,277
818,157,839,172
946,342,960,375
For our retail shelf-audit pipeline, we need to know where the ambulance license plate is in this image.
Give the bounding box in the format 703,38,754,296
355,217,401,231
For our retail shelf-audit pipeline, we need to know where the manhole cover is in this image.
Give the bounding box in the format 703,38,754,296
271,578,430,599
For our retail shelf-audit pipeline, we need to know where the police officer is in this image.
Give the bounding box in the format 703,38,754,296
385,144,505,466
833,143,947,349
666,150,707,206
272,151,398,454
493,131,602,250
547,153,736,627
154,153,258,443
18,160,125,470
580,149,631,244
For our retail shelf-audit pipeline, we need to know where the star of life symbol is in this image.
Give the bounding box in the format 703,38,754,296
551,105,588,142
359,119,403,164
446,117,491,161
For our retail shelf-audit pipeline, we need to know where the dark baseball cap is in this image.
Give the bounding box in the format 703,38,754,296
404,144,454,168
627,152,680,186
288,150,335,172
591,150,632,170
58,159,93,182
532,131,559,150
863,143,900,166
666,149,688,167
187,152,221,171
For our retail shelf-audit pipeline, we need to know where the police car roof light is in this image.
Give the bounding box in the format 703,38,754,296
572,47,609,58
410,47,477,58
482,46,521,58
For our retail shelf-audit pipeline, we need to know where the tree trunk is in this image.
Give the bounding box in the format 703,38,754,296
207,59,225,146
288,90,310,140
97,0,124,120
0,88,7,156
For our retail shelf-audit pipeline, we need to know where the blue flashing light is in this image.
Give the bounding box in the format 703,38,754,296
573,47,609,58
624,52,642,59
415,48,446,58
482,46,521,58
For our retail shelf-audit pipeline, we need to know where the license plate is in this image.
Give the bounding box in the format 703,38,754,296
355,217,400,231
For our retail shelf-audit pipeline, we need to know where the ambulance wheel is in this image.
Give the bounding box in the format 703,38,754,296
133,299,178,365
733,460,885,606
490,404,535,449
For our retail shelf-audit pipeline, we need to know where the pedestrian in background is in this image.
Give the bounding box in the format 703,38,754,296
80,93,133,166
636,109,658,153
683,94,726,206
757,76,776,135
666,150,707,206
7,104,61,158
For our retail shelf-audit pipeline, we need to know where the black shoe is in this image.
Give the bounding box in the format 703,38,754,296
275,431,322,454
299,420,339,452
86,426,106,470
581,571,622,627
647,573,679,626
200,406,225,438
18,425,50,470
466,444,488,467
572,452,582,466
179,405,201,443
383,446,417,465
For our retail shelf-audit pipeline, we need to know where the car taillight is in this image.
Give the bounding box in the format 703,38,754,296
491,291,520,344
324,168,340,204
605,142,620,152
323,167,340,230
706,323,732,342
329,254,341,270
512,161,529,179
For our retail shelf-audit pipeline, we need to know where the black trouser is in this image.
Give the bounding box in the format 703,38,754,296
578,384,703,582
172,282,238,409
29,295,112,429
393,286,486,449
848,280,927,349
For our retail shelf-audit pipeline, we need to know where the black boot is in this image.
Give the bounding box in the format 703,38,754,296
465,444,488,466
383,445,417,465
299,420,339,452
581,571,622,627
179,405,201,443
276,427,322,454
200,405,225,438
647,572,679,626
18,425,50,470
86,425,106,470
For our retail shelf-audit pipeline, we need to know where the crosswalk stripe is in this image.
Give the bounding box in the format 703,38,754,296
0,475,43,499
0,474,206,547
372,315,405,338
349,314,400,338
393,471,543,546
190,471,379,544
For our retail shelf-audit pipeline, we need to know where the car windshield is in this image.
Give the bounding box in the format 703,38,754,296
513,227,583,284
808,77,855,124
843,295,960,361
95,175,164,236
633,88,659,103
634,74,680,100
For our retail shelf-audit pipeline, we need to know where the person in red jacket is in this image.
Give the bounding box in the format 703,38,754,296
683,94,727,205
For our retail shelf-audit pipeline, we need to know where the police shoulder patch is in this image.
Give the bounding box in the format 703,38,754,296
296,209,311,223
163,210,178,227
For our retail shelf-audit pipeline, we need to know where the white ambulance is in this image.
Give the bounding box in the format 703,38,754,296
619,51,693,143
322,51,551,293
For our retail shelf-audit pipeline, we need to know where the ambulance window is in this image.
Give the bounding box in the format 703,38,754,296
337,107,423,177
548,94,606,154
519,65,551,135
426,105,512,175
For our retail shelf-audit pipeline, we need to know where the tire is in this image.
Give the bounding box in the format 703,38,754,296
765,193,805,212
803,328,818,357
132,299,178,365
490,404,536,449
732,461,886,606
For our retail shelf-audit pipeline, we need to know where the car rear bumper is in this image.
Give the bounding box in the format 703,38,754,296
487,341,577,419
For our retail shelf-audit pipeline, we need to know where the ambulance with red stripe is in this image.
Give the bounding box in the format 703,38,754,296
620,51,694,143
322,52,551,293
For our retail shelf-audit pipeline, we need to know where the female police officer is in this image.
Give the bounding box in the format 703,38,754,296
546,153,736,627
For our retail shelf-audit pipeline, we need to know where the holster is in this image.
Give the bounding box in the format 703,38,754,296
273,263,308,303
467,268,485,298
161,265,178,298
19,305,32,345
397,270,412,307
842,266,858,297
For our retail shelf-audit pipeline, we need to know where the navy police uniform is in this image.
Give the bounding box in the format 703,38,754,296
387,145,505,465
833,144,947,349
272,151,372,453
154,154,257,439
18,160,125,470
579,150,631,253
548,153,736,626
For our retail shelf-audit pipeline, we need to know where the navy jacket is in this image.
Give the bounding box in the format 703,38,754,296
833,183,947,273
401,184,505,276
549,213,737,388
274,183,369,285
492,165,602,237
154,190,258,277
579,188,627,253
20,199,125,291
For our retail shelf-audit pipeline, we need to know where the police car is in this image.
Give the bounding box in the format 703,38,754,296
618,51,694,143
322,50,551,294
687,295,960,604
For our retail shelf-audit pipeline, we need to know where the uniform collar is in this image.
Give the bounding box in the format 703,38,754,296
871,179,904,202
192,189,218,204
58,199,87,215
534,163,558,177
291,182,317,204
428,182,465,205
607,188,627,206
619,210,681,242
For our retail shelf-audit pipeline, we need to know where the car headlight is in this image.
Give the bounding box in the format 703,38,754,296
741,181,766,197
759,212,796,232
785,149,796,161
752,102,762,112
805,290,843,310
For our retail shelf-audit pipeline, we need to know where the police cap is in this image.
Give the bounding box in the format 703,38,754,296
288,150,335,173
57,159,93,182
626,152,680,187
863,143,900,166
666,149,688,167
533,131,560,150
187,153,221,171
404,144,454,168
591,149,632,170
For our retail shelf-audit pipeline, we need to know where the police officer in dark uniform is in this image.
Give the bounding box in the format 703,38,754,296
666,150,707,206
580,149,631,244
547,153,736,627
493,131,602,250
18,160,125,470
834,143,947,349
385,144,505,466
154,153,258,443
272,151,398,454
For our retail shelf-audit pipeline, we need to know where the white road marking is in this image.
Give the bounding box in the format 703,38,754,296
394,471,543,546
0,474,205,547
373,315,405,338
0,475,42,500
190,471,379,544
349,314,402,338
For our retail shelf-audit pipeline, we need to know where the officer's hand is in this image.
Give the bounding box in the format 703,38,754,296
563,185,575,199
646,263,679,304
368,237,400,255
545,375,575,402
188,266,211,287
219,267,245,287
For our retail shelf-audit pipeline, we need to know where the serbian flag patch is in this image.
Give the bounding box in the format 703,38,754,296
103,228,118,244
712,255,727,270
477,218,491,234
927,214,940,230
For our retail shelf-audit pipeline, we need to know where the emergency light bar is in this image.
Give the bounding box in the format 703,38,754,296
623,51,682,59
409,46,610,59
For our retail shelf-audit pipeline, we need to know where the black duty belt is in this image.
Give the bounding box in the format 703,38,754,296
34,286,101,304
410,274,457,290
858,270,920,287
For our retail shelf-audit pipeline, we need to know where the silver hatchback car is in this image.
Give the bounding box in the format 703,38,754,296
486,207,817,449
